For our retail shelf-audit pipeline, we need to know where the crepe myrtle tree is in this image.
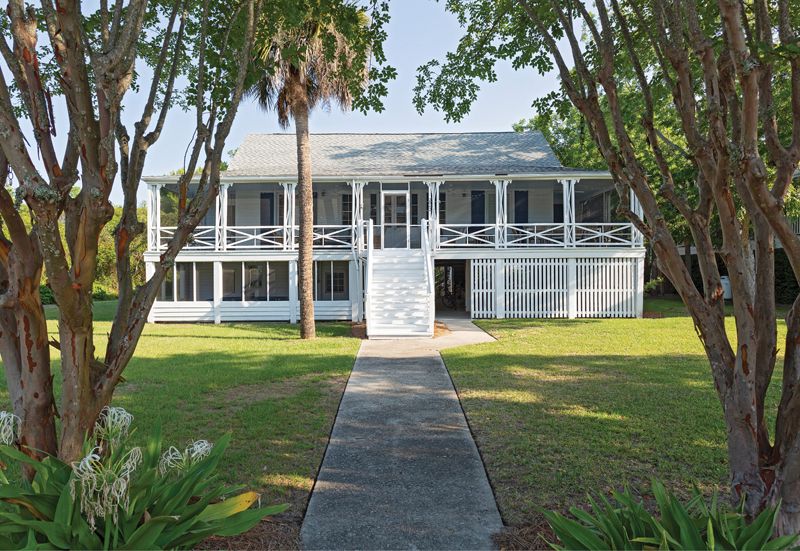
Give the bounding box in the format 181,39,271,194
0,0,260,465
415,0,800,533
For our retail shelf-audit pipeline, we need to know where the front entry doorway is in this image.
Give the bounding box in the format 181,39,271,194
381,190,410,248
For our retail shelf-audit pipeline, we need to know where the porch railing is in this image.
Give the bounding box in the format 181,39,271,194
155,221,639,251
437,224,496,247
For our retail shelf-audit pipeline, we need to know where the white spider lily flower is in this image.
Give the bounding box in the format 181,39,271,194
0,411,20,445
94,406,134,448
158,440,214,475
70,446,142,529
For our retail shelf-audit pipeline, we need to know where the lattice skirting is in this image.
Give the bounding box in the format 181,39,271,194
470,256,642,319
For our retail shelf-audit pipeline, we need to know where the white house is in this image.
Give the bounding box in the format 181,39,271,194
144,132,645,337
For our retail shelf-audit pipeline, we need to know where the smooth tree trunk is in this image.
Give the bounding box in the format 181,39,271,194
294,98,316,339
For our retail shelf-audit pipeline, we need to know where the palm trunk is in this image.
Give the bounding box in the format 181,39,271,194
294,101,316,339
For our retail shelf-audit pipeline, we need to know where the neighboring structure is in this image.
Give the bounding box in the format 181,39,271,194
144,132,645,336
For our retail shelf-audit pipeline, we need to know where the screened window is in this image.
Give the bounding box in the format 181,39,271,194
269,262,290,301
439,191,447,224
176,263,194,302
411,194,419,224
159,266,174,301
244,262,268,301
222,262,242,301
195,263,214,301
314,261,349,301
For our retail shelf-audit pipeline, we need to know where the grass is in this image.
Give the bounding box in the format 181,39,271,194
441,297,786,531
3,301,361,524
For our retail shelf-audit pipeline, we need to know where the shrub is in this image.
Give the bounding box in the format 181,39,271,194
39,284,55,305
92,285,118,301
0,407,285,549
543,480,798,550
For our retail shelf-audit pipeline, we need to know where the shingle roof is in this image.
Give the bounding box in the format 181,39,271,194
224,132,577,178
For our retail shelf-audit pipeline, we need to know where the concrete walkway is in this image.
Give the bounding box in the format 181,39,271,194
301,321,502,550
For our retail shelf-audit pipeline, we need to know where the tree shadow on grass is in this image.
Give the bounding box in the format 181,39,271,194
440,351,747,526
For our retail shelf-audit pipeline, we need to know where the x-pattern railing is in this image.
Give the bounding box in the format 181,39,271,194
156,221,639,251
438,224,496,247
159,226,216,250
505,224,566,247
225,226,286,249
312,225,354,249
573,223,634,246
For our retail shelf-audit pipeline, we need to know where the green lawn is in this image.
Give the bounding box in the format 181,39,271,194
3,301,360,526
441,298,786,533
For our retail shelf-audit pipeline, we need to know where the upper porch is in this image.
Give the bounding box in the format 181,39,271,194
145,176,645,253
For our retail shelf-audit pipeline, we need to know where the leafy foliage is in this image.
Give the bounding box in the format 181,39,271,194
544,481,798,550
0,410,285,549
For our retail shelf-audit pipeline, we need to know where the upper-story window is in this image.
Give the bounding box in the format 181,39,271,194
439,191,447,224
342,193,353,225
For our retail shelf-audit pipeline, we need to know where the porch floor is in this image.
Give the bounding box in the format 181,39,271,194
300,332,502,549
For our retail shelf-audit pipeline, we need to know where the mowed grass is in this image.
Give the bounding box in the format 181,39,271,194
441,298,786,528
0,301,361,520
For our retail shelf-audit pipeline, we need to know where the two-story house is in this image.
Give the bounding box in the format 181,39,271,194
144,132,645,337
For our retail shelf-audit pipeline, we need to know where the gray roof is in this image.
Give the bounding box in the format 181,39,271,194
224,132,578,178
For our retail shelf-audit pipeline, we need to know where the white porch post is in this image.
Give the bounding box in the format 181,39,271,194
424,180,442,248
153,183,163,250
216,182,231,251
146,262,156,322
491,179,509,249
289,259,299,323
560,178,577,247
495,258,506,318
146,183,158,251
350,180,366,250
280,182,297,250
567,258,578,319
213,261,222,324
634,256,645,318
630,187,644,247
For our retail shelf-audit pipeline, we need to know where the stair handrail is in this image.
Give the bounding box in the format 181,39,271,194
421,218,435,336
365,219,374,336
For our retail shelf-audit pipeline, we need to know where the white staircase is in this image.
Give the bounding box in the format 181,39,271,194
366,249,434,338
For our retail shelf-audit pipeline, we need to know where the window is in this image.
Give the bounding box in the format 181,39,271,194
314,261,350,301
176,263,194,302
514,190,529,224
260,193,275,226
226,189,236,225
278,193,285,225
439,191,447,224
369,193,377,222
471,190,486,224
222,262,242,301
158,262,213,302
269,262,290,301
159,267,174,301
342,193,352,225
411,194,419,224
195,263,214,301
156,261,290,303
244,262,268,301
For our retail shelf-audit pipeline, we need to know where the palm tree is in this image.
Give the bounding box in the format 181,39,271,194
249,11,369,339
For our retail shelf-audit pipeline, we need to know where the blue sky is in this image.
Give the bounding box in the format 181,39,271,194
137,0,562,183
13,1,563,203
